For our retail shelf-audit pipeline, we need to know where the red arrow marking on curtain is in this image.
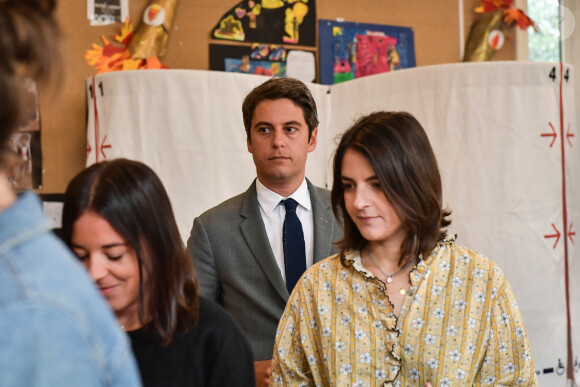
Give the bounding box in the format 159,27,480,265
566,123,574,147
100,134,111,159
569,222,575,245
544,223,561,249
87,143,92,155
541,122,557,147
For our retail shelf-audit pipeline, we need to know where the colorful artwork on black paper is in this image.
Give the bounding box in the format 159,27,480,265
210,43,287,77
213,0,316,46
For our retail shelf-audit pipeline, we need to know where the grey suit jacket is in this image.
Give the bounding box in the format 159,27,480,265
187,179,342,360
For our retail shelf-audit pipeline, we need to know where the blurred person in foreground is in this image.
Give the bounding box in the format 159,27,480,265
271,111,537,386
0,0,141,385
61,159,255,387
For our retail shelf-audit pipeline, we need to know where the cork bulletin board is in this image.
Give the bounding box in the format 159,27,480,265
38,0,516,193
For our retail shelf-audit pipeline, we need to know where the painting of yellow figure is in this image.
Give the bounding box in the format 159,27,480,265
213,0,315,46
283,1,308,44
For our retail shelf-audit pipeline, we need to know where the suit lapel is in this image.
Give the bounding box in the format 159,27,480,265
308,180,336,263
240,181,290,301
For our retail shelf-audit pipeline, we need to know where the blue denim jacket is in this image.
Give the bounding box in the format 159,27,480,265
0,193,141,386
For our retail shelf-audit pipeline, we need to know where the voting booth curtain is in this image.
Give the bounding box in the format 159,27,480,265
87,63,579,384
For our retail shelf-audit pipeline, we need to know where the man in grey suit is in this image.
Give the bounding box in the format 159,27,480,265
187,77,341,386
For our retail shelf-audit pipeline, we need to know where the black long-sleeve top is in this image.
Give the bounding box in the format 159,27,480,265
128,297,255,387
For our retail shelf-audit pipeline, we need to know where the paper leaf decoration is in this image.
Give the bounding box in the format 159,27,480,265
84,19,169,74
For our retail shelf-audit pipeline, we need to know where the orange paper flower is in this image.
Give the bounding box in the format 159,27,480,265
475,0,537,31
476,0,514,13
503,8,539,31
84,19,169,74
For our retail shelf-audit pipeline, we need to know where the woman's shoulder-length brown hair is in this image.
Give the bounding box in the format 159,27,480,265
331,111,451,266
61,159,198,346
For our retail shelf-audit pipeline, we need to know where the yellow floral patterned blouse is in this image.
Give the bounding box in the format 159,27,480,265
271,237,538,386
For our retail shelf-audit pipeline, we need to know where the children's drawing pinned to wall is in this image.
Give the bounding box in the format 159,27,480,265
227,44,286,76
318,20,416,85
5,80,43,191
354,34,396,79
210,43,317,82
212,0,316,46
87,0,128,26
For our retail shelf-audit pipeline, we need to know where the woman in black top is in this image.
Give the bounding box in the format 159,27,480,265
61,158,255,386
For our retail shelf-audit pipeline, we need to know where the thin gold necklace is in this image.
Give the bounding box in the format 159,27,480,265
367,249,417,284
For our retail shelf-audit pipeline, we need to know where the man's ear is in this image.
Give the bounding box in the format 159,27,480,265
308,127,318,152
247,136,253,153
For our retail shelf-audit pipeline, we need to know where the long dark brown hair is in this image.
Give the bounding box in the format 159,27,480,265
61,159,199,346
331,111,451,267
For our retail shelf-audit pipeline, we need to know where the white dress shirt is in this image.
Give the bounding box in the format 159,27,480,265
256,178,314,283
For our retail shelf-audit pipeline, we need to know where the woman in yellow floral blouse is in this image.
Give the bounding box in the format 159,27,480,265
271,111,538,386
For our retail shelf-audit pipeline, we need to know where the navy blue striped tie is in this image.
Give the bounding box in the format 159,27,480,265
282,198,306,294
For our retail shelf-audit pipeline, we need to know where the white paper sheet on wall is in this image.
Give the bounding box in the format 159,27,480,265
87,0,128,26
286,50,317,83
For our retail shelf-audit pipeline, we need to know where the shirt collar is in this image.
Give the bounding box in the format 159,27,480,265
256,178,311,215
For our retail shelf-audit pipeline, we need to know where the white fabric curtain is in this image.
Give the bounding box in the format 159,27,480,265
87,63,578,384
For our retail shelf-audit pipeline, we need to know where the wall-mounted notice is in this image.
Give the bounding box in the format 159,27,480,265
87,0,128,26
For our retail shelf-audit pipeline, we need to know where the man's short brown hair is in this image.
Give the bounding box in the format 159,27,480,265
242,77,319,142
